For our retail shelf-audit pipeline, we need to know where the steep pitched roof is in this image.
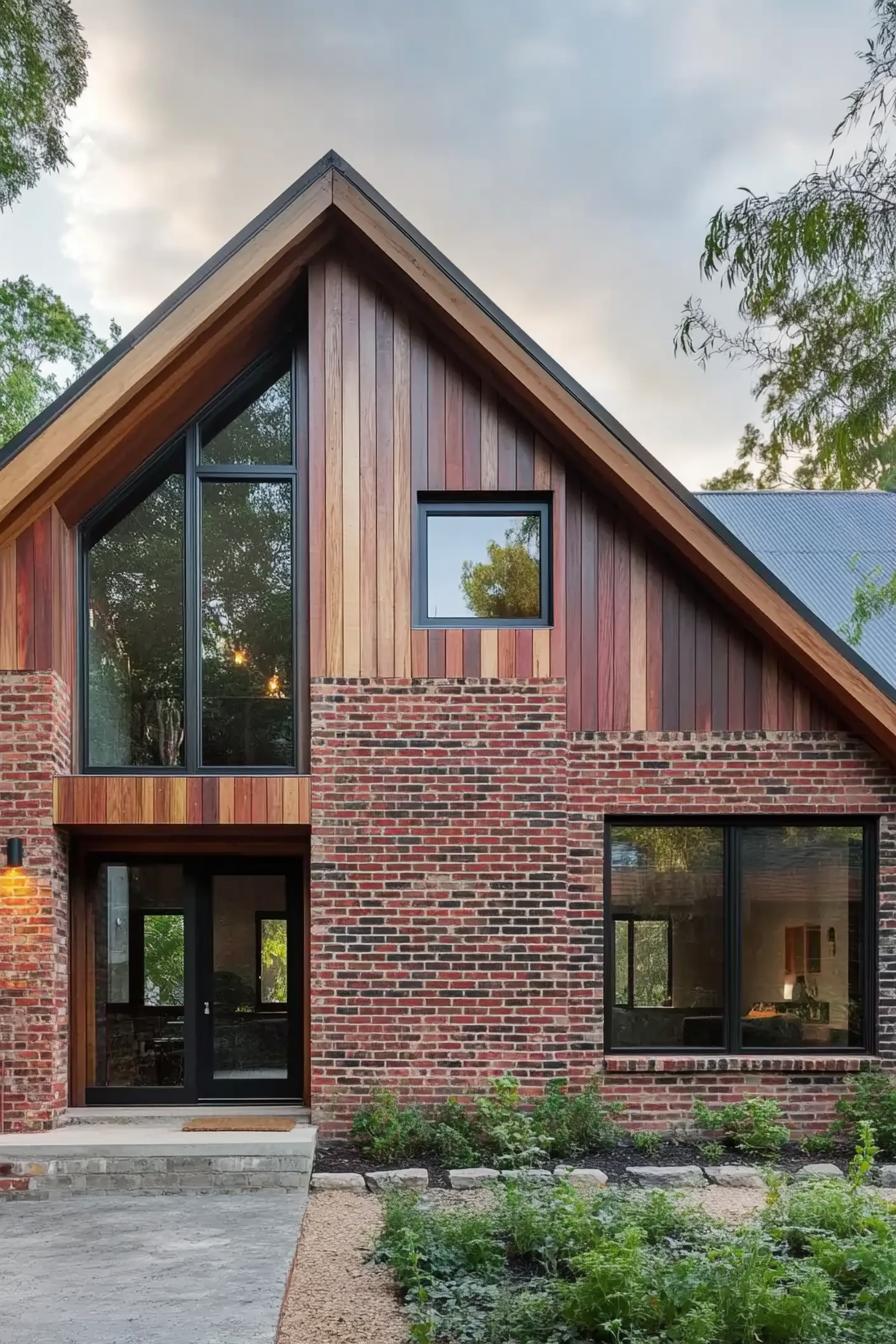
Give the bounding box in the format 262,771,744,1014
3,149,896,757
698,490,896,692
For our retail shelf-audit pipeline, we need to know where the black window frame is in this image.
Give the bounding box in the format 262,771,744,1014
604,815,877,1055
415,493,552,629
79,344,309,775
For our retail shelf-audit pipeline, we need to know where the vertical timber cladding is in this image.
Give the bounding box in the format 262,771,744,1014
306,252,839,732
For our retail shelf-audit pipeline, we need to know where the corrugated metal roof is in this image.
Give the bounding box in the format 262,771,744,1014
696,490,896,692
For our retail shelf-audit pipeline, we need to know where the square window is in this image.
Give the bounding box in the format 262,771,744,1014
417,496,550,627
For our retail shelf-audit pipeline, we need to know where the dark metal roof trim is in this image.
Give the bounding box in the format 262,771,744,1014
2,148,893,709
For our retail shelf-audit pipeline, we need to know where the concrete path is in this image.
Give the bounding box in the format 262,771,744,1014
0,1191,307,1344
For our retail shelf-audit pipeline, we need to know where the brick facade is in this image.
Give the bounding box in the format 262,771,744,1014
311,678,896,1131
0,672,71,1131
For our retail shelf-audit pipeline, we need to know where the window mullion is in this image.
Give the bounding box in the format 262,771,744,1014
184,425,201,772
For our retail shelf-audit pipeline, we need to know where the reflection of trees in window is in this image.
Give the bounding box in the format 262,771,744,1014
201,480,292,766
85,358,296,769
201,372,290,465
143,914,185,1006
259,918,287,1004
612,824,720,873
88,469,185,767
459,514,540,618
614,917,671,1008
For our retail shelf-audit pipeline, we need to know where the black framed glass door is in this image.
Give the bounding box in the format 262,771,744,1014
197,863,300,1100
85,857,301,1105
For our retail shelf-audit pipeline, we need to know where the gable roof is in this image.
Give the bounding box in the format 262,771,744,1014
3,149,896,759
698,491,896,694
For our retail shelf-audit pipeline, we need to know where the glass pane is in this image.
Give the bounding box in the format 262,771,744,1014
609,825,724,1048
92,864,186,1089
426,511,542,619
632,921,670,1007
201,480,293,766
740,826,864,1049
212,874,288,1081
614,919,629,1007
259,918,288,1005
143,915,184,1006
87,468,184,766
201,370,291,465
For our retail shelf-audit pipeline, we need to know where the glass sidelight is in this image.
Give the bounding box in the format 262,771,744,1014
86,858,300,1103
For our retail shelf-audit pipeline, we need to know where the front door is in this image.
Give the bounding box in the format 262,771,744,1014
197,863,300,1100
83,857,301,1105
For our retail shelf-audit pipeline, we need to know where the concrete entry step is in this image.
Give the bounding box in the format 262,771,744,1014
0,1118,316,1200
61,1104,311,1126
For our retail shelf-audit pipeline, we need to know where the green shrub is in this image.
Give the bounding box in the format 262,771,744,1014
474,1074,550,1169
531,1077,623,1157
351,1089,431,1164
801,1132,836,1157
837,1072,896,1159
631,1129,664,1157
699,1140,726,1164
693,1097,790,1158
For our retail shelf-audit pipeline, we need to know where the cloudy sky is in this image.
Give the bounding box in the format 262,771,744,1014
0,0,871,486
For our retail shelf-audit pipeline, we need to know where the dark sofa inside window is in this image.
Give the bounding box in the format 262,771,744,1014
608,821,871,1052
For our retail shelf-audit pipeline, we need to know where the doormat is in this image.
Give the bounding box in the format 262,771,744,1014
182,1116,296,1132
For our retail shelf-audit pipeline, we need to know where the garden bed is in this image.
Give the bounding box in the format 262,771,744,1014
313,1135,855,1188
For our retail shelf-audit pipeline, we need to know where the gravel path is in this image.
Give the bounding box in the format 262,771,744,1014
278,1192,406,1344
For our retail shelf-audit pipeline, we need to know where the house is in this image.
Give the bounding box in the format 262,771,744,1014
1,150,894,1135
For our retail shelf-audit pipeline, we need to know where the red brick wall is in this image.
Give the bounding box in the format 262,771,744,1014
311,680,896,1132
0,672,71,1131
310,679,571,1123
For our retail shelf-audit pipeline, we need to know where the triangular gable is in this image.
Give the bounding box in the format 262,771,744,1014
1,150,894,757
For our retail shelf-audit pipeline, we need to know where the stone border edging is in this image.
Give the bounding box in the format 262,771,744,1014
310,1161,896,1194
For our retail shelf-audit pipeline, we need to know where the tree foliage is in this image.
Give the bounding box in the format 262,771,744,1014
0,274,117,445
678,0,896,498
0,0,88,210
459,514,541,619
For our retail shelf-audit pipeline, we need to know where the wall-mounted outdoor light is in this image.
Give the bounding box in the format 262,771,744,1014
5,838,23,870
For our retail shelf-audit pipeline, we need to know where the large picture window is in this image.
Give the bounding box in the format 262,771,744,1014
83,353,299,771
607,821,872,1052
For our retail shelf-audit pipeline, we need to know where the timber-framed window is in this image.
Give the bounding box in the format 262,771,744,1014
81,351,305,773
415,494,551,628
606,818,875,1054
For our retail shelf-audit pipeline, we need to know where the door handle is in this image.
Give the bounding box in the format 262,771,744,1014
203,1001,211,1016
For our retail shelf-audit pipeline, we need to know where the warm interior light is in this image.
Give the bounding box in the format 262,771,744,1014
782,975,795,1001
232,648,248,666
266,673,282,697
5,837,23,870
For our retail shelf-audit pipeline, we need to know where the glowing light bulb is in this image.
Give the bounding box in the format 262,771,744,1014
266,673,282,697
232,648,248,666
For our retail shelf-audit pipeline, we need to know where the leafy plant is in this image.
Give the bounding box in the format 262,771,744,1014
693,1097,790,1158
837,1073,896,1159
699,1140,726,1165
351,1089,432,1165
474,1074,549,1169
801,1132,836,1159
531,1078,623,1158
377,1152,891,1344
631,1129,664,1158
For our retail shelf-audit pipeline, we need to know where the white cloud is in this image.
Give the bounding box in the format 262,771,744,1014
0,0,872,486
